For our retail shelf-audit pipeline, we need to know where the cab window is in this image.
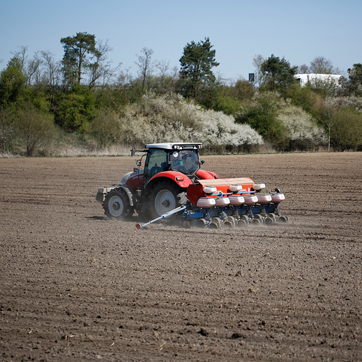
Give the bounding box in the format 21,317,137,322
170,149,199,175
145,149,168,178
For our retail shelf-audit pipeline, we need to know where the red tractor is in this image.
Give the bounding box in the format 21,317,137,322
96,143,219,220
96,142,287,228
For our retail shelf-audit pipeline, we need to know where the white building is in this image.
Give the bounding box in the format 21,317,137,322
294,73,342,87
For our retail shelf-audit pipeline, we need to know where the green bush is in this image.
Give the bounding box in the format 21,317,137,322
236,92,289,150
91,109,122,149
53,86,96,132
277,102,327,151
0,108,17,153
331,108,362,150
16,103,57,156
214,95,241,115
212,80,255,116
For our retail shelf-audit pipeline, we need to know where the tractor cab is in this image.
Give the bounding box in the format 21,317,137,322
122,143,204,192
143,143,201,181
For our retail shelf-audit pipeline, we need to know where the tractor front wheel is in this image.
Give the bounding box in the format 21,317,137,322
149,180,186,220
103,188,134,219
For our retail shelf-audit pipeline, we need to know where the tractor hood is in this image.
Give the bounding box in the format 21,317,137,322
122,169,144,190
147,171,193,189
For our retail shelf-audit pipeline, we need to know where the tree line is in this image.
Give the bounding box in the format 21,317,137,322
1,32,362,156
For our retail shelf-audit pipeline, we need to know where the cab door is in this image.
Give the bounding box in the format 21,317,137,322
144,149,169,183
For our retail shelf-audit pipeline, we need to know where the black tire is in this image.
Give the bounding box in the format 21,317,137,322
103,188,134,219
210,217,222,229
264,216,275,226
148,180,187,220
195,218,208,228
224,216,236,228
252,218,262,225
237,219,248,227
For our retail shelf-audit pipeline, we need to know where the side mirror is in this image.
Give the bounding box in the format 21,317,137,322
136,159,141,167
131,148,136,157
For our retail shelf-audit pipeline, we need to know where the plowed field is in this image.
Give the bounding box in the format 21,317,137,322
1,153,361,361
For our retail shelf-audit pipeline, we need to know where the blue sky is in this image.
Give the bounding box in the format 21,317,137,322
1,0,361,81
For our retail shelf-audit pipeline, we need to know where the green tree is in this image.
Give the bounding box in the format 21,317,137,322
347,63,362,96
234,80,255,100
236,92,288,150
288,84,322,118
213,92,241,115
261,55,297,96
60,32,101,86
213,80,255,115
53,86,96,132
0,57,27,108
178,37,219,100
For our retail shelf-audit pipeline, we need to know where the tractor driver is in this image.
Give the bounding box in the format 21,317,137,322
171,150,198,174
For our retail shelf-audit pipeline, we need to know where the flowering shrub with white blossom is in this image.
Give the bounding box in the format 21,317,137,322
277,102,327,150
118,93,264,152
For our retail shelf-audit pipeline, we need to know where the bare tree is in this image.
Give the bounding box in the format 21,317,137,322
252,54,265,87
116,67,133,88
88,39,115,87
310,56,334,74
26,52,42,85
40,51,61,104
11,46,27,69
41,50,61,87
155,59,170,78
135,47,154,94
298,64,309,74
152,60,177,93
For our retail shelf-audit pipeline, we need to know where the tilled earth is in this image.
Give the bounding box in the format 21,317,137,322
0,152,361,361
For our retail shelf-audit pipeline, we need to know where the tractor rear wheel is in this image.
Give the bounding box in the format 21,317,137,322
103,188,134,219
149,180,186,220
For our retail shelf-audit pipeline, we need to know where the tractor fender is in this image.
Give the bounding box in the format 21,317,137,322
196,169,219,179
145,171,193,192
117,184,136,207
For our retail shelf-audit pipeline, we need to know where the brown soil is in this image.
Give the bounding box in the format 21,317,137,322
0,153,361,361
